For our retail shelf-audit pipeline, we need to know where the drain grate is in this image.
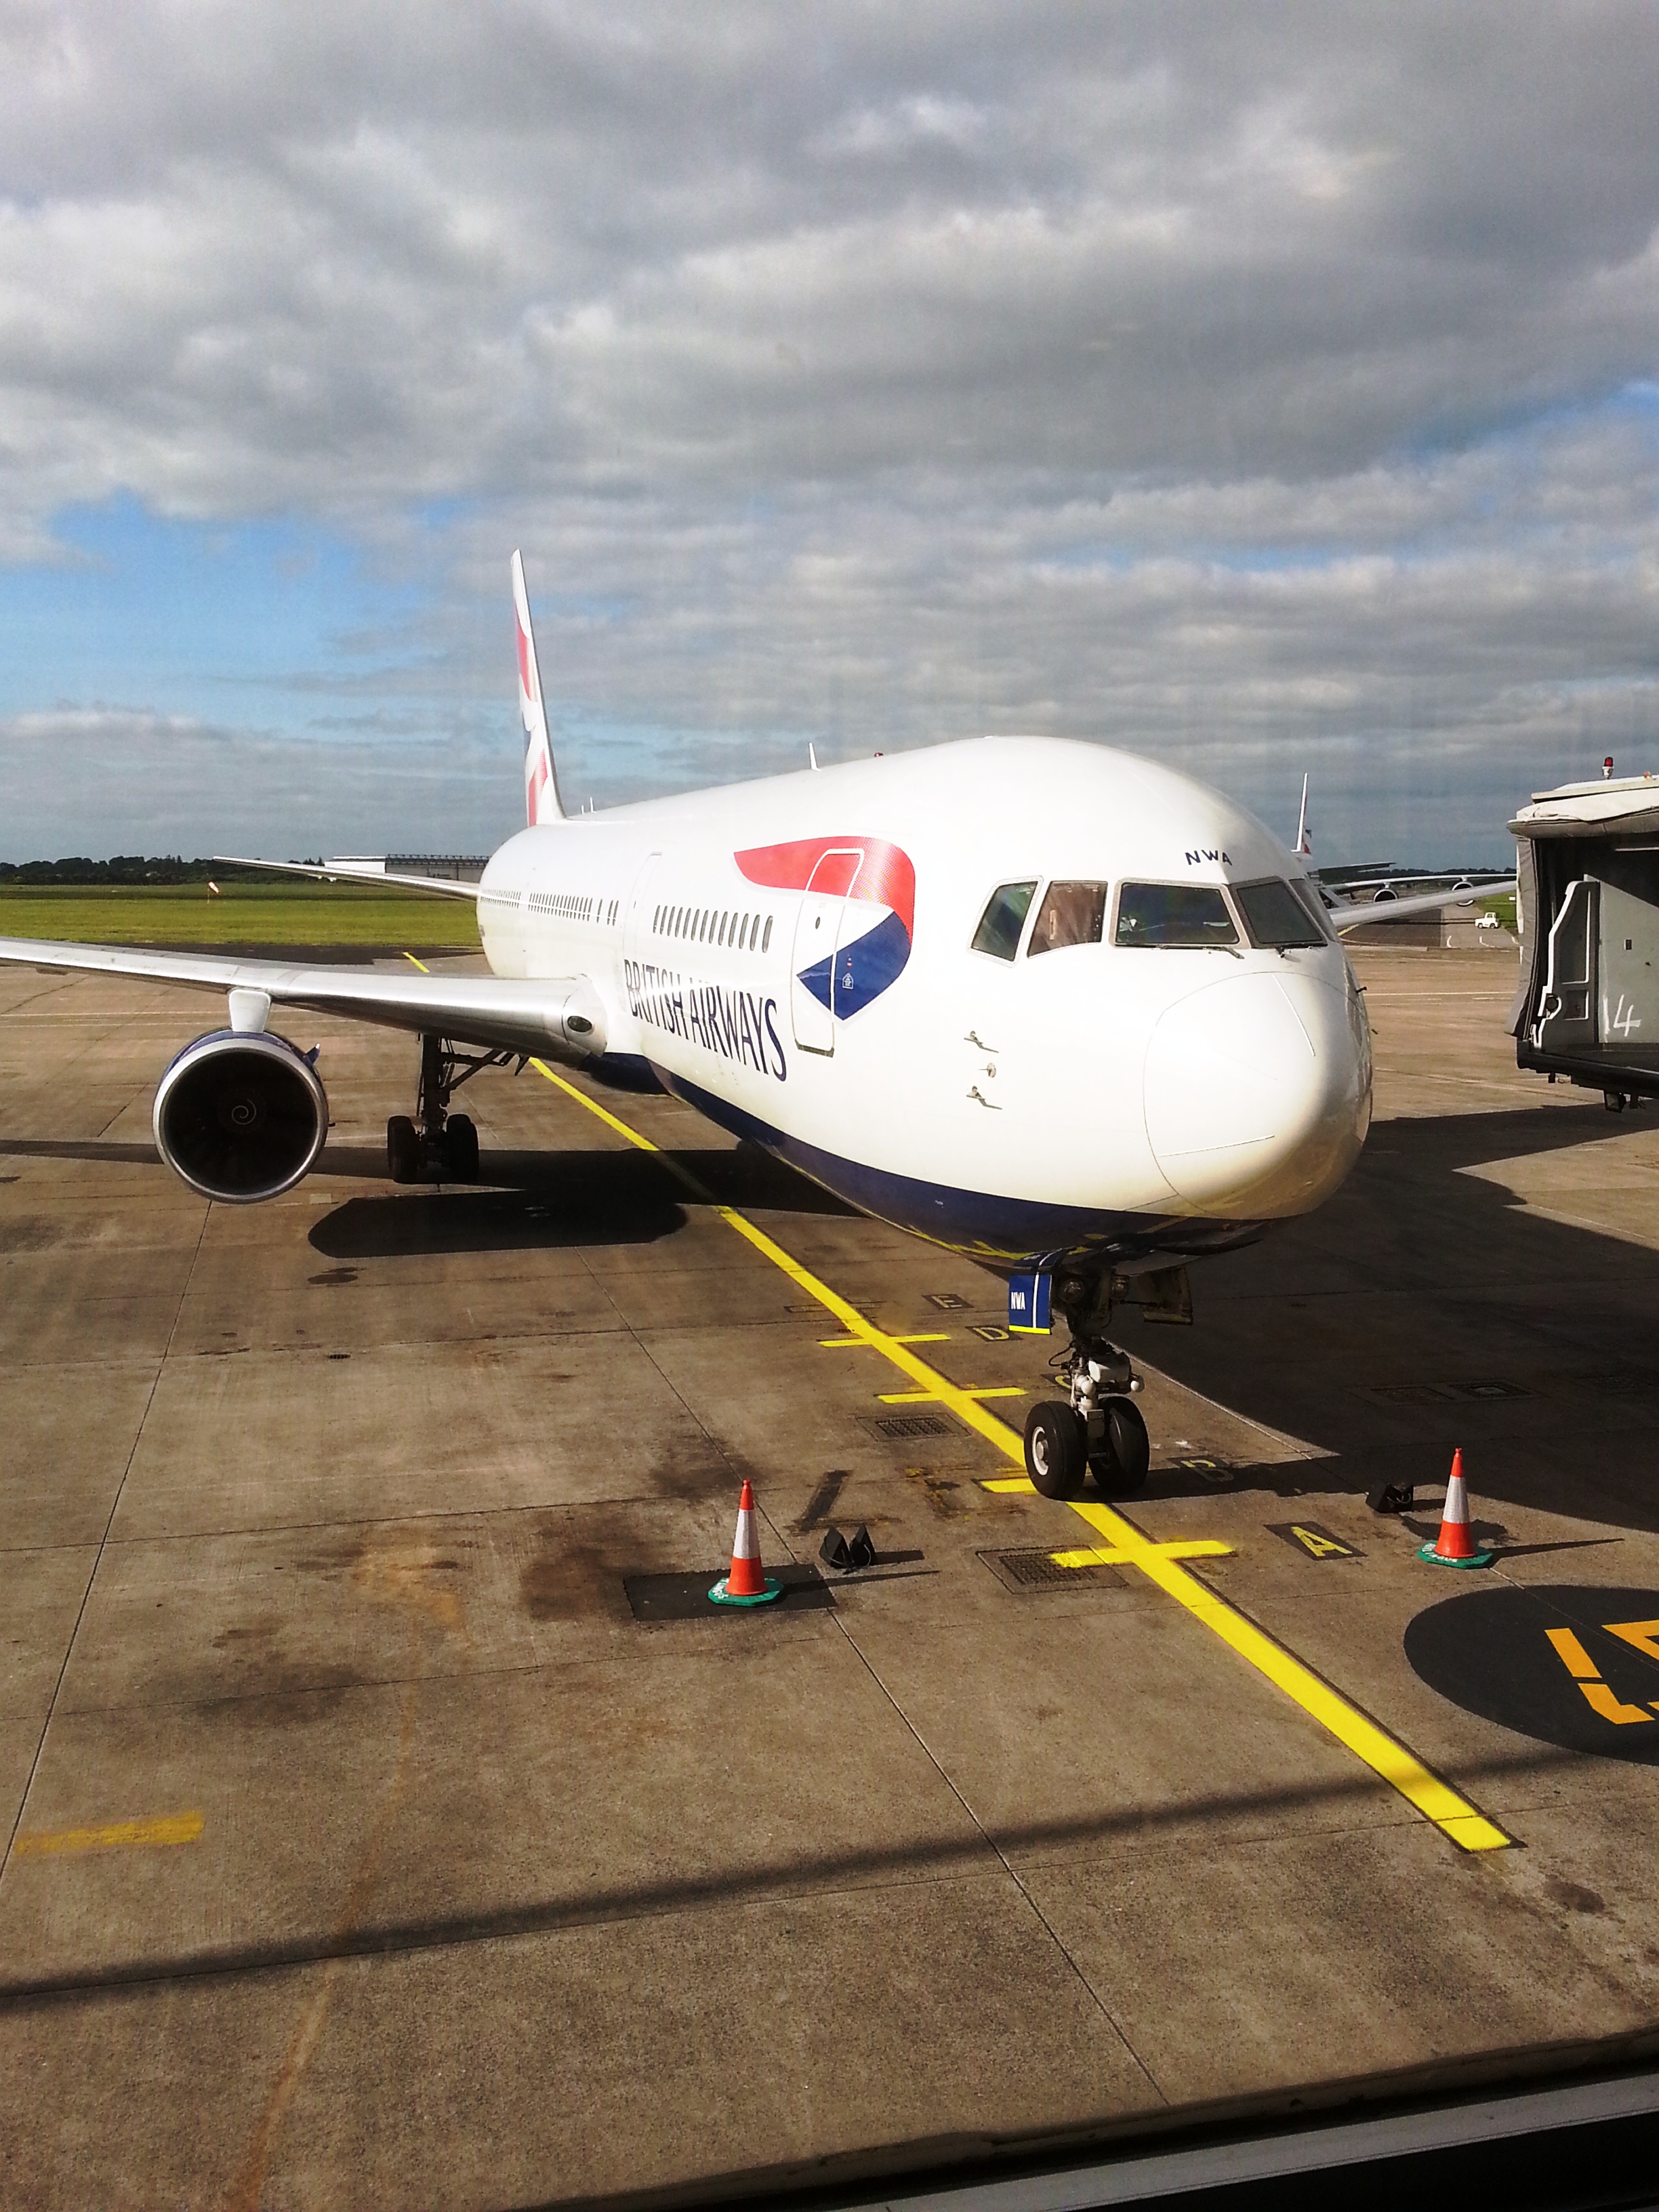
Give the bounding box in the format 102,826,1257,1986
1358,1379,1533,1406
979,1547,1125,1595
858,1412,958,1441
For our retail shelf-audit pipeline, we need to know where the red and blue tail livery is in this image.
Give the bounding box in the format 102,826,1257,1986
736,836,916,1021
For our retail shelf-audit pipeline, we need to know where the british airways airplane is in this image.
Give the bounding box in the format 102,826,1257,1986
0,555,1379,1502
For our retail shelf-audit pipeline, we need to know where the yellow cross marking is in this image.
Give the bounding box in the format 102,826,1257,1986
527,1059,1513,1855
820,1332,951,1348
1051,1540,1233,1568
878,1386,1025,1403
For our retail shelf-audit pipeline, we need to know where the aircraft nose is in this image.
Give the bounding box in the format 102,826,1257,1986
1143,970,1371,1216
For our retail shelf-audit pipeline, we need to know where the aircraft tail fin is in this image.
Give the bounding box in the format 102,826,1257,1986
512,550,565,825
1294,773,1312,861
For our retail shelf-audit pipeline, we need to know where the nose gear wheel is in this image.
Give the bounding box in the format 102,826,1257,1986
1023,1265,1151,1499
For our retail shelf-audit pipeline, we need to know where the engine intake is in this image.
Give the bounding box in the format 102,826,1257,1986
152,1030,328,1204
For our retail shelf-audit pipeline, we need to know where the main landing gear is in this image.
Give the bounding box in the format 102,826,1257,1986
386,1032,512,1185
1023,1270,1151,1501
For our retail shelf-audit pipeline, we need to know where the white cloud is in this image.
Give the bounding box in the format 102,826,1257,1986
0,704,527,860
1,1,1659,859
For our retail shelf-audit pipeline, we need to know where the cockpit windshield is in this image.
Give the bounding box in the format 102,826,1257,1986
1028,880,1108,955
1234,878,1329,948
970,880,1038,960
1115,883,1239,948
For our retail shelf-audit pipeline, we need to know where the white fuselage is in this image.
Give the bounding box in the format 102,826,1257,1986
476,736,1372,1269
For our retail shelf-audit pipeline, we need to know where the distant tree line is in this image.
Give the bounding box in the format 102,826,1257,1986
0,858,314,885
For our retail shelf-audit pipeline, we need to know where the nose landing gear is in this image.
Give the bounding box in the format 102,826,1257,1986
1022,1273,1151,1501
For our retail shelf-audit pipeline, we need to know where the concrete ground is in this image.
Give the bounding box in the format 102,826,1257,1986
1,944,1656,2210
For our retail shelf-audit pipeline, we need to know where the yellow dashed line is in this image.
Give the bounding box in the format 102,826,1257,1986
14,1810,205,1858
527,1059,1512,1853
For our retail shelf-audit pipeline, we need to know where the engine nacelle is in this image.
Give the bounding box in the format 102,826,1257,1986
152,1030,328,1204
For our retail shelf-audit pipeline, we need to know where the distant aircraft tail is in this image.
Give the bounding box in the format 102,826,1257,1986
1293,774,1312,861
512,550,565,825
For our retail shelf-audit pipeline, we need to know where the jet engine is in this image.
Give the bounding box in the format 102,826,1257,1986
152,1030,328,1203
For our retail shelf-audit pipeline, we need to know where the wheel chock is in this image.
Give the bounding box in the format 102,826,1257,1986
1366,1481,1416,1515
845,1523,876,1571
819,1527,851,1572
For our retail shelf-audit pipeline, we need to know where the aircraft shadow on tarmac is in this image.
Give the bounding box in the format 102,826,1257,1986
0,1137,163,1166
14,1108,1659,1535
1136,1101,1659,1532
307,1141,857,1260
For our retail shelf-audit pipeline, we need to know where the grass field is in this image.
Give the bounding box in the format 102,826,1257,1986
0,881,482,949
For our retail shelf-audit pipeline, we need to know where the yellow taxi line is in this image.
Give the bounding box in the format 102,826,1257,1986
528,1058,1029,1441
526,1058,1512,1853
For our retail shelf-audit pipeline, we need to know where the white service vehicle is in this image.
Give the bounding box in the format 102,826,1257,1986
1511,771,1659,1111
0,556,1376,1500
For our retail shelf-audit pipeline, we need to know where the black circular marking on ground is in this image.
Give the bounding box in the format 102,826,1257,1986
1405,1585,1659,1763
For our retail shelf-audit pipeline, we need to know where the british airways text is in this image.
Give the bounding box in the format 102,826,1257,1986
623,959,787,1081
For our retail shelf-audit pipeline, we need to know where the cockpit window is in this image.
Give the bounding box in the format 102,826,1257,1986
1234,878,1328,949
1115,883,1239,948
1028,880,1108,956
971,880,1038,960
1290,876,1338,938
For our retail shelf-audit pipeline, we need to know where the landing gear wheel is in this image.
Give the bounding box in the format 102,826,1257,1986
386,1114,419,1184
1025,1401,1087,1499
444,1113,479,1181
1092,1399,1150,1497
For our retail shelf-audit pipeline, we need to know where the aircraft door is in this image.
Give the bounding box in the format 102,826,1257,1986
790,847,863,1055
623,852,663,965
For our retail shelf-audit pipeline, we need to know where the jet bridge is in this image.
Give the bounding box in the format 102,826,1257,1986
1511,773,1659,1105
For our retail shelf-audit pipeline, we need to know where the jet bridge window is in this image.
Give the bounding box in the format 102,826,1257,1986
1028,880,1107,956
971,880,1038,960
1233,878,1327,949
1115,883,1239,948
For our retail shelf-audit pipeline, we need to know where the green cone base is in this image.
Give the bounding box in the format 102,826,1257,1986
1417,1542,1494,1570
708,1576,782,1607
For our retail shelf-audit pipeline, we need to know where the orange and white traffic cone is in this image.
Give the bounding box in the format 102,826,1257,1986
708,1479,782,1606
1417,1448,1495,1568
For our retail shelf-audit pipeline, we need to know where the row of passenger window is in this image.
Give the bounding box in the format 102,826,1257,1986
528,890,618,925
972,876,1330,960
653,901,775,955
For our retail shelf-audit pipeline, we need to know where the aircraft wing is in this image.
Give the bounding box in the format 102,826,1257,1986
1328,880,1516,935
213,855,480,900
0,937,605,1061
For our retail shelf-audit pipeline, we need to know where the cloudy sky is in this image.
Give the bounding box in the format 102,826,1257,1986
3,1,1657,863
